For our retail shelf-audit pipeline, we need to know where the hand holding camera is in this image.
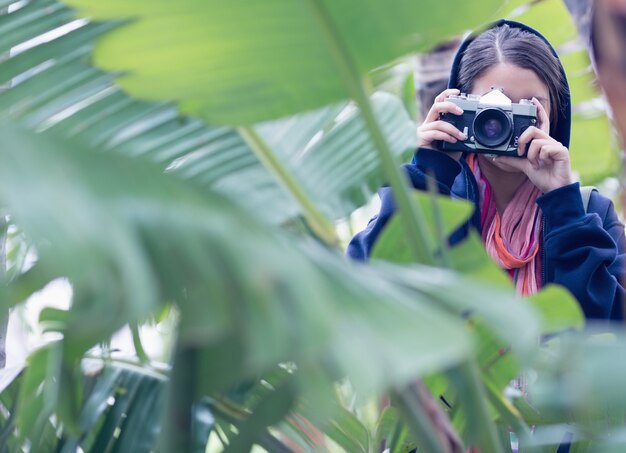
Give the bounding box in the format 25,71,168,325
417,88,467,160
418,88,574,193
490,97,574,193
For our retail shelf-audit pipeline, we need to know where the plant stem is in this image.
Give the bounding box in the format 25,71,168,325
354,88,433,264
130,323,149,364
426,170,450,267
83,354,169,379
447,360,503,452
164,346,196,452
304,0,433,264
388,419,408,453
391,386,448,453
0,214,7,368
483,378,531,443
238,126,338,246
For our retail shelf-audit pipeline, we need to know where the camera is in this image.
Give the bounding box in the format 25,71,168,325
440,89,537,157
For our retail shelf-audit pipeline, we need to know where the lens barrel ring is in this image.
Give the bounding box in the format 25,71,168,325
472,108,513,148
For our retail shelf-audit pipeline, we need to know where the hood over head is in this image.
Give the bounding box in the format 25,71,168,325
447,19,571,147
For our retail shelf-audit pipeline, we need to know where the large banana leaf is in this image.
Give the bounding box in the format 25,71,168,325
0,356,192,452
514,328,626,451
62,0,509,125
0,120,493,449
0,1,421,237
0,347,370,452
58,0,517,260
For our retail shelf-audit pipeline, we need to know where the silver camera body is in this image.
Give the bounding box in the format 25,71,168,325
440,89,537,157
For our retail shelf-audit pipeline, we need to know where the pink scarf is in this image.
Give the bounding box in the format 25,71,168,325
467,154,543,296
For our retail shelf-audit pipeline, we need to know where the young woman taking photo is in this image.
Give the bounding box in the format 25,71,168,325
348,20,626,321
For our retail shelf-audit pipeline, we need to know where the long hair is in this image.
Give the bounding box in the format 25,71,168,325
456,24,568,136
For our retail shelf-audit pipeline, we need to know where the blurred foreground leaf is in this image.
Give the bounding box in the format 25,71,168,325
63,0,508,124
371,191,474,264
0,121,488,448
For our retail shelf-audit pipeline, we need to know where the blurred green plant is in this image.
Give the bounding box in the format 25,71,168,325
0,0,621,452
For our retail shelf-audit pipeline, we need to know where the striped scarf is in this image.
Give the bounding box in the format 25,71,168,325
466,154,543,296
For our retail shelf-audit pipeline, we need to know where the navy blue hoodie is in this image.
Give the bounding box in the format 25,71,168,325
347,20,626,321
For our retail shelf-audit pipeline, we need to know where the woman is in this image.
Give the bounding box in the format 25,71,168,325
347,20,625,321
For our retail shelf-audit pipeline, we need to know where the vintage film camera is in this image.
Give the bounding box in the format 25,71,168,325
440,89,537,157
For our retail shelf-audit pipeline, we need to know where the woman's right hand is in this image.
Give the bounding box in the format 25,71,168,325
417,88,467,161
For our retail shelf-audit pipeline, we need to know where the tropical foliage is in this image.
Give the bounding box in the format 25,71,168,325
0,0,623,452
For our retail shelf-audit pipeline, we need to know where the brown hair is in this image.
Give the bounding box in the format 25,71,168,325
456,24,568,135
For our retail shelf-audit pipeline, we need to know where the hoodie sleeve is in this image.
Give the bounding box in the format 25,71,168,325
538,182,626,320
346,148,462,261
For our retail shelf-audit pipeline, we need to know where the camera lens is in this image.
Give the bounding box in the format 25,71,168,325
473,108,512,148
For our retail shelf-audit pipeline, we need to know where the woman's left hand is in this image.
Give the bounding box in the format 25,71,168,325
491,97,575,193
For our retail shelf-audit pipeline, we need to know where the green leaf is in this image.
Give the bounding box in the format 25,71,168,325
0,0,74,54
56,357,84,436
561,50,599,106
16,344,58,447
447,361,502,452
223,380,296,453
109,374,164,453
393,386,450,453
0,1,434,238
374,406,400,452
297,397,370,453
530,331,626,416
89,368,146,452
447,232,513,288
369,60,417,120
570,113,620,184
169,92,417,225
371,191,474,263
62,0,507,125
472,320,521,391
388,422,410,453
275,92,418,220
0,366,24,396
528,284,585,333
324,407,370,453
0,372,22,450
496,423,514,453
377,261,540,365
0,20,119,86
58,366,123,452
321,260,472,395
485,380,530,447
39,307,69,332
0,118,478,409
65,0,443,262
512,395,545,426
3,36,420,228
